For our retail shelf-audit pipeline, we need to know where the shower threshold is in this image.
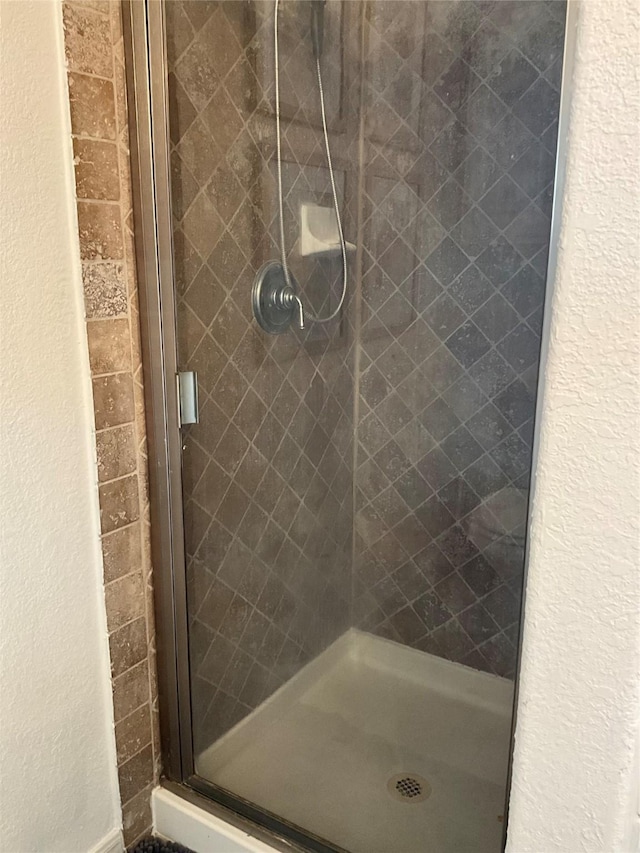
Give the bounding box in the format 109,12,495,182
196,631,514,853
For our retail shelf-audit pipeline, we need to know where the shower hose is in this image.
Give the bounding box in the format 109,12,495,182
274,0,348,324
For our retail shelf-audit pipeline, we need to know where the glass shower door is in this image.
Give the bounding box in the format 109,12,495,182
159,1,568,851
166,0,357,761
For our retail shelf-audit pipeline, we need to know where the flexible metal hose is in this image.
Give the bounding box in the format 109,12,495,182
274,0,348,324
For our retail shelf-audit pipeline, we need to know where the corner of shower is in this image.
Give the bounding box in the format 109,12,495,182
123,1,575,851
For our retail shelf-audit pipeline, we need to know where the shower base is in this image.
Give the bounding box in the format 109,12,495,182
197,630,514,853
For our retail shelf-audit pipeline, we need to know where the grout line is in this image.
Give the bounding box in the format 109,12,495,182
66,65,114,84
101,518,139,539
112,657,148,690
104,566,144,590
95,421,136,435
90,368,133,380
108,611,146,639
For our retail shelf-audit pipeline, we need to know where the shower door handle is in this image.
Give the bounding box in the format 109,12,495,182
177,371,199,426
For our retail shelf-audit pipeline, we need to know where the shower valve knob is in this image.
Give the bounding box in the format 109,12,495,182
274,286,305,330
252,260,304,334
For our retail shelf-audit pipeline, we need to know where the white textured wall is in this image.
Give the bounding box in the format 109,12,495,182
0,1,121,851
507,1,640,851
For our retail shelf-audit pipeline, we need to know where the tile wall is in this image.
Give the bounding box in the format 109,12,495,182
165,0,361,753
63,1,159,844
353,0,565,677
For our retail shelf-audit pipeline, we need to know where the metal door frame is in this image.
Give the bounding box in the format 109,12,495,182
123,3,342,850
122,1,579,850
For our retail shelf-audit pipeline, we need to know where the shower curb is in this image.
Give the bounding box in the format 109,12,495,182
152,788,279,853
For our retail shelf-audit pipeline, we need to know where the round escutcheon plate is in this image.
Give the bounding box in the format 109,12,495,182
252,260,298,335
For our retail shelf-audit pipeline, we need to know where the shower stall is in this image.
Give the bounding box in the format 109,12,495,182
125,1,570,850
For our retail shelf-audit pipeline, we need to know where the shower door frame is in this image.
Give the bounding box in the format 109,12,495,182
122,1,579,851
123,3,345,851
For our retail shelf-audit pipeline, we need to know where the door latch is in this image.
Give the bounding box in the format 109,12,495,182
176,371,199,426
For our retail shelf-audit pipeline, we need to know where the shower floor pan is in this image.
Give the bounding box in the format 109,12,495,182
197,630,514,853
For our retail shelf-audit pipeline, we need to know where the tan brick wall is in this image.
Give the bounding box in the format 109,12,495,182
62,1,159,845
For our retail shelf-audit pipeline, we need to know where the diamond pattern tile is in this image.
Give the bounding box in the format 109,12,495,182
354,0,564,683
166,0,565,746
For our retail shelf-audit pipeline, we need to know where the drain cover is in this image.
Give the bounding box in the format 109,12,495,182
387,773,431,803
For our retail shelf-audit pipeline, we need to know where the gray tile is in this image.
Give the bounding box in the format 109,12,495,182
421,31,457,87
359,412,392,457
505,204,551,260
376,392,414,437
518,417,536,448
420,396,461,442
394,468,433,512
430,1,484,53
395,320,439,367
434,57,481,111
437,476,482,520
454,146,502,202
421,345,464,393
377,341,417,386
487,49,539,106
428,179,474,231
489,1,547,40
374,440,413,483
392,514,432,559
530,243,551,277
371,576,407,618
458,601,500,646
456,84,507,141
489,432,532,481
393,561,430,601
415,495,457,538
417,446,459,492
433,572,476,615
477,631,517,677
463,453,508,499
413,591,452,632
430,119,473,172
414,541,456,586
513,77,561,137
494,379,535,428
442,374,488,422
469,348,517,397
441,424,485,470
406,149,449,199
466,402,512,450
448,265,494,314
482,584,521,630
389,605,428,645
436,524,479,568
484,111,534,170
410,266,445,314
217,593,252,644
472,292,520,343
526,305,544,336
482,534,524,582
479,175,530,230
509,142,556,199
445,321,491,369
501,264,546,317
535,181,555,219
497,322,541,371
541,119,559,154
459,553,501,597
450,206,499,259
425,293,467,341
476,236,524,285
417,617,475,663
462,19,511,78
